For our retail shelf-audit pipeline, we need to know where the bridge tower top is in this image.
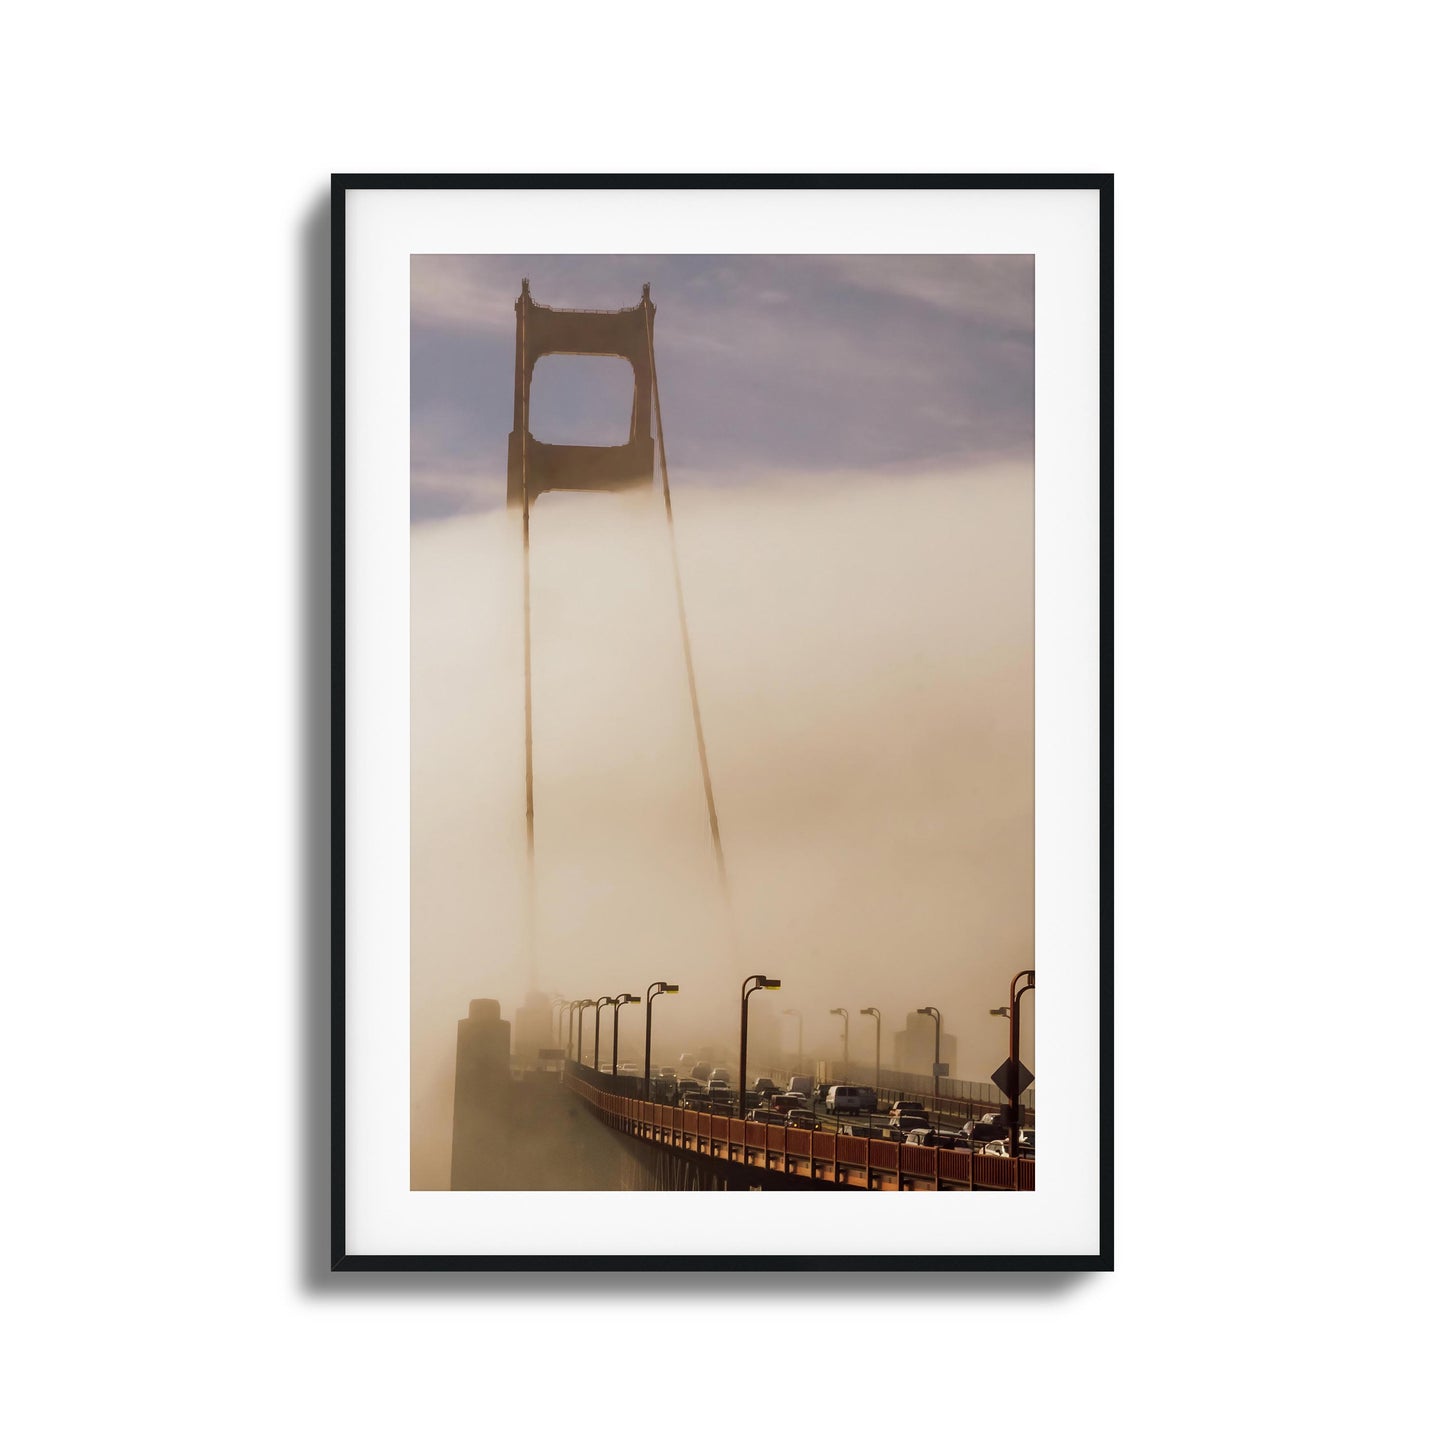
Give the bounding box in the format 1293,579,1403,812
506,282,656,508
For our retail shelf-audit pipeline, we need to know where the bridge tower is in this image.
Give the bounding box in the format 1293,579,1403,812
506,279,655,508
506,279,729,999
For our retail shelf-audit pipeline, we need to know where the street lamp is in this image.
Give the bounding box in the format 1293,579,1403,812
572,1000,595,1064
738,974,782,1118
782,1008,802,1074
551,995,567,1049
829,1008,850,1080
916,1006,941,1100
860,1007,881,1091
644,982,679,1097
593,996,613,1071
998,970,1036,1158
606,993,638,1075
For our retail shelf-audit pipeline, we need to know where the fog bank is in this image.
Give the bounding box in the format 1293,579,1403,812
411,466,1033,1187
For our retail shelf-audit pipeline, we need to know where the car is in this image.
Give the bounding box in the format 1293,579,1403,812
751,1077,779,1096
978,1139,1011,1157
826,1085,877,1116
770,1093,806,1112
786,1110,820,1131
616,1062,639,1076
838,1122,886,1138
1017,1129,1035,1157
746,1108,789,1125
904,1128,966,1150
962,1114,1009,1143
691,1062,711,1082
788,1076,815,1098
888,1101,929,1126
655,1066,676,1080
709,1067,731,1086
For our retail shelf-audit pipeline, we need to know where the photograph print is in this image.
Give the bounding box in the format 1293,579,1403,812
409,251,1042,1198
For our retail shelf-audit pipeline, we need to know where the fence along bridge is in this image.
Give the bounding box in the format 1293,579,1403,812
565,1063,1035,1192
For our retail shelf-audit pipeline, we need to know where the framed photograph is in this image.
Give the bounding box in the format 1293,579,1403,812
333,174,1112,1270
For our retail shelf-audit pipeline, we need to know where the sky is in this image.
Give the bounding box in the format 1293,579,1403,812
410,254,1034,520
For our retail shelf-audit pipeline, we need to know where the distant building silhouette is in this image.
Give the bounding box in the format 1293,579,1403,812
511,989,552,1063
892,1012,958,1079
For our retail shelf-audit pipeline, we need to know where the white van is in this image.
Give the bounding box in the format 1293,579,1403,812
826,1085,877,1116
788,1075,814,1098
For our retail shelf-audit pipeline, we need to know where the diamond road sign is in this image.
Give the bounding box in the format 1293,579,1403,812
991,1059,1035,1099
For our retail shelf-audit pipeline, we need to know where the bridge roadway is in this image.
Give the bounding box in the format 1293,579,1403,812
565,1065,1035,1192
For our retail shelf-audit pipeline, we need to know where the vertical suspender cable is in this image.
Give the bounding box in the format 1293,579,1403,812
643,300,731,905
520,297,537,989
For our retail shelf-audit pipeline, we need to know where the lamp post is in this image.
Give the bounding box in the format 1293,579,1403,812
644,982,679,1099
738,974,782,1118
574,1000,595,1064
829,1007,850,1080
916,1006,941,1103
607,993,638,1075
997,971,1036,1158
551,995,566,1049
782,1008,802,1075
860,1007,881,1092
593,996,613,1071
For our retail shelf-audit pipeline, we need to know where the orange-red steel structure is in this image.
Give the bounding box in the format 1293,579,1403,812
564,1071,1034,1192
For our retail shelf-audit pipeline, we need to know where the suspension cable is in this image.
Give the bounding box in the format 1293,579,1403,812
520,293,537,988
643,298,731,901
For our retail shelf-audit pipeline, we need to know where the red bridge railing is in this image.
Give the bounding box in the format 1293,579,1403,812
563,1068,1034,1191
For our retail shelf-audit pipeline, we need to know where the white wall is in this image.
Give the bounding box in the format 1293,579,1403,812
3,4,1438,1440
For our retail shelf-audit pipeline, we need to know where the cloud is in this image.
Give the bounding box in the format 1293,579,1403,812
410,255,520,335
410,465,503,521
822,254,1035,333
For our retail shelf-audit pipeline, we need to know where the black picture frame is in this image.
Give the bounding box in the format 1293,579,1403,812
331,173,1113,1272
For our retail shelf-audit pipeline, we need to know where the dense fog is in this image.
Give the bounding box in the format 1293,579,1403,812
411,465,1033,1188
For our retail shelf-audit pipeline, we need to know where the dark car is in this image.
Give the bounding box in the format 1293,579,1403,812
889,1112,930,1134
786,1110,820,1131
746,1108,789,1125
888,1101,929,1126
903,1128,967,1150
962,1113,1010,1144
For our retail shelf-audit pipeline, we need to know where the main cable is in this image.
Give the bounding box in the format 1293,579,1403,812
520,292,537,988
643,298,731,902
